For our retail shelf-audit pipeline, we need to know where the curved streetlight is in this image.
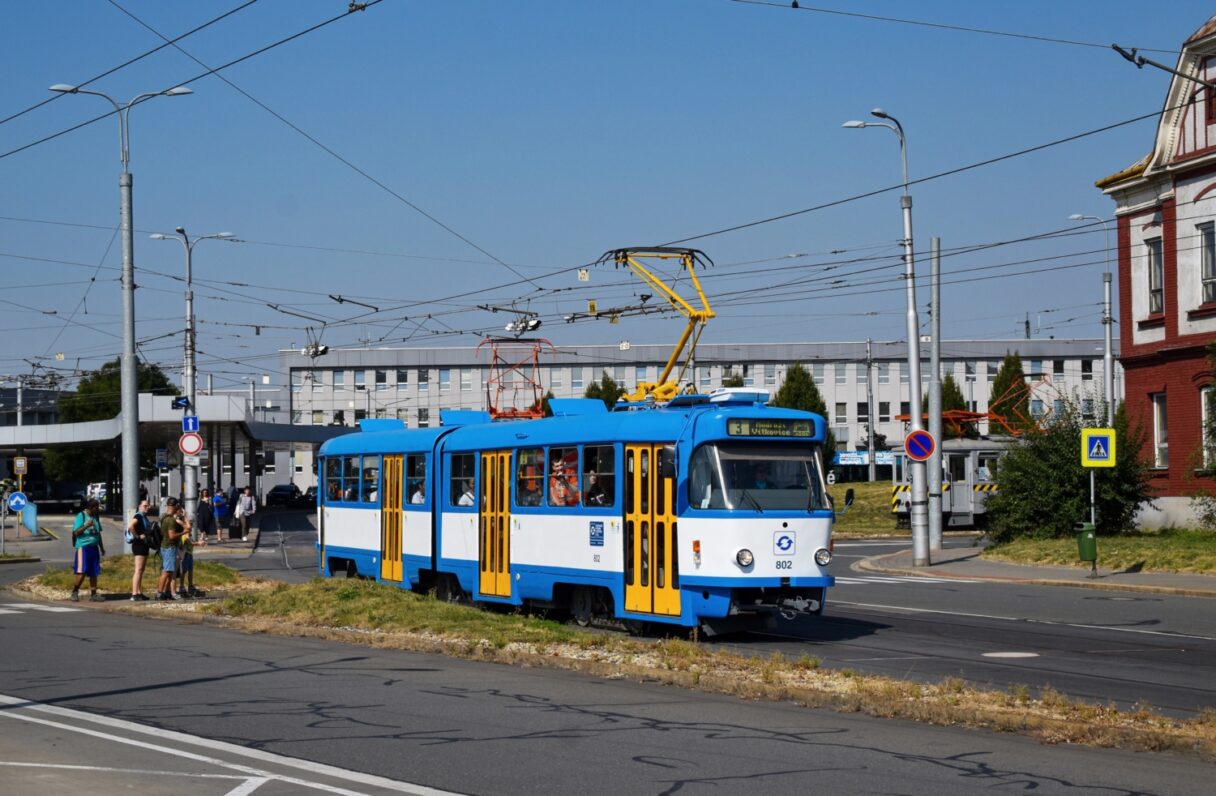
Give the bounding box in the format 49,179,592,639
1069,213,1116,427
150,228,234,520
844,107,929,566
50,82,192,527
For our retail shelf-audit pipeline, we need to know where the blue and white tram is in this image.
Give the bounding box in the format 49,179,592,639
316,391,842,633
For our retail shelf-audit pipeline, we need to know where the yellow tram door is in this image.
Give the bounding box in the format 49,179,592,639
624,443,681,616
380,455,403,582
479,451,511,598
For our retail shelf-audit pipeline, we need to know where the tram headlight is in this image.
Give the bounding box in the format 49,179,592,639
735,548,754,567
814,548,832,566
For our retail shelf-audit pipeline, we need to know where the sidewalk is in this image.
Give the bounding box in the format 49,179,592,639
0,512,260,565
859,543,1216,598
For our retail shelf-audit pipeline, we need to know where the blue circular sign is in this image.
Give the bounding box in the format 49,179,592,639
904,430,936,462
7,491,28,512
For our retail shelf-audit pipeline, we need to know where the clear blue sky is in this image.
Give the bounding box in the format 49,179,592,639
1,1,1212,393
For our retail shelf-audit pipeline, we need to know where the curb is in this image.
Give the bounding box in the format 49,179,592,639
857,551,1216,598
0,557,40,565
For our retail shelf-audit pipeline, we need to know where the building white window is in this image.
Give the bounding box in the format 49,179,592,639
1053,359,1065,379
572,367,585,390
355,408,366,422
291,410,302,424
1081,360,1093,381
1030,399,1044,417
291,370,303,393
834,402,847,424
1147,237,1164,315
1053,399,1064,416
1203,386,1216,468
1201,223,1216,304
1151,392,1168,468
636,365,647,385
418,407,430,428
764,364,776,385
418,370,429,391
987,360,999,382
396,369,409,389
396,408,409,421
856,401,869,423
614,366,626,383
879,401,891,423
1081,398,1094,418
743,364,754,386
439,369,451,391
549,368,562,389
354,370,366,390
836,364,848,386
877,363,889,384
1028,359,1042,378
312,369,323,392
375,407,387,419
311,410,325,424
812,363,825,385
699,368,710,389
375,369,387,390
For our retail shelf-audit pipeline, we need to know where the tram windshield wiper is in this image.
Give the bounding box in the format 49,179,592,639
737,488,763,513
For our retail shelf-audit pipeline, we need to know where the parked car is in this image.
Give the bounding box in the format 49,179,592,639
303,485,318,505
265,483,302,508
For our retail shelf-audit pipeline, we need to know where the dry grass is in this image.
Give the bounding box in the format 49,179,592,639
18,570,1216,759
829,481,904,536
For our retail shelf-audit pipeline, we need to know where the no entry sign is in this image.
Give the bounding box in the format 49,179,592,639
904,429,936,462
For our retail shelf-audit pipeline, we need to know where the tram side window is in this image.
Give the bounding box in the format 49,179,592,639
516,448,543,506
548,446,580,506
341,456,360,501
361,456,380,502
450,453,476,507
406,454,426,505
324,458,341,502
583,445,615,507
977,455,999,482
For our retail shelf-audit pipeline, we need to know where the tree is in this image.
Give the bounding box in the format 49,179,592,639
721,369,745,388
989,352,1029,432
771,363,836,456
925,374,972,438
584,370,626,409
985,397,1154,543
44,358,178,486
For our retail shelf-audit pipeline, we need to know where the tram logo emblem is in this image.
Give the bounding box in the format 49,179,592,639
589,521,604,547
774,532,795,556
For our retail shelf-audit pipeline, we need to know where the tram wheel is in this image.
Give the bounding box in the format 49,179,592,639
572,586,594,627
435,575,465,604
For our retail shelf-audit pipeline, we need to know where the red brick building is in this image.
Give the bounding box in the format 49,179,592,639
1097,16,1216,526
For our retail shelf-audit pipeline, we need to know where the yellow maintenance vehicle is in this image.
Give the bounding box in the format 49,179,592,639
593,247,715,404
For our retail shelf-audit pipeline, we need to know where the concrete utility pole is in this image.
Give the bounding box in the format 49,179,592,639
928,238,943,551
844,108,928,565
50,82,192,528
1069,214,1116,425
150,228,233,522
866,339,877,481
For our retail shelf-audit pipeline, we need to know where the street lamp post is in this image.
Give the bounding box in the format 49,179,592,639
50,83,192,528
844,108,929,566
150,228,234,521
1069,214,1116,426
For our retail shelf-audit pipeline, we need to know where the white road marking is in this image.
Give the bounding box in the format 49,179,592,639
0,693,460,795
982,652,1040,658
0,603,80,613
833,576,978,585
833,601,1216,642
833,542,915,547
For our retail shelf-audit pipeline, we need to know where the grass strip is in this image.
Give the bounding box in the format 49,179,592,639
38,554,239,593
984,530,1216,574
828,482,903,536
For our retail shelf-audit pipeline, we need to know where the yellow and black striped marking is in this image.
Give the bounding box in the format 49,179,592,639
891,482,951,512
973,483,999,492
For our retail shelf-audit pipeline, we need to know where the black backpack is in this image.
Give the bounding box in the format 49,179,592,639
148,518,163,551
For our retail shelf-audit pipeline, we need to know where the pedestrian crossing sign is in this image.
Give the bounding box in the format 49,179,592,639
1081,428,1117,468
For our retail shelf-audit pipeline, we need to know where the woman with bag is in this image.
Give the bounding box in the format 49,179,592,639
127,499,153,601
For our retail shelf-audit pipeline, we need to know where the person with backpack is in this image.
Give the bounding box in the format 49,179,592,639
127,499,154,601
70,499,106,602
155,498,188,601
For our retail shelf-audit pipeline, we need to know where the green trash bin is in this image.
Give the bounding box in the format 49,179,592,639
1075,522,1097,563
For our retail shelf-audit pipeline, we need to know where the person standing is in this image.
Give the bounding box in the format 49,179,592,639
70,498,105,602
156,497,188,601
194,489,217,541
236,486,257,542
128,499,153,601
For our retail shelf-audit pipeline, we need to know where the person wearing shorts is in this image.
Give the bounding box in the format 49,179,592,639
128,499,153,601
70,498,105,602
156,498,187,601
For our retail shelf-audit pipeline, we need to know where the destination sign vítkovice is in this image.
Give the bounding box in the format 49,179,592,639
726,418,813,438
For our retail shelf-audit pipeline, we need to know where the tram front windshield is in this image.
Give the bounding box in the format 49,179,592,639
688,442,827,511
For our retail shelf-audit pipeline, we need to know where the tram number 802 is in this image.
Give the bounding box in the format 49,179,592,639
775,560,793,569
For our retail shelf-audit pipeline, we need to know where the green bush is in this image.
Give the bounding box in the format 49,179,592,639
986,397,1154,542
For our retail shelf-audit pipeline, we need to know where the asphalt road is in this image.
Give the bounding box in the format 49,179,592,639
1,599,1212,796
